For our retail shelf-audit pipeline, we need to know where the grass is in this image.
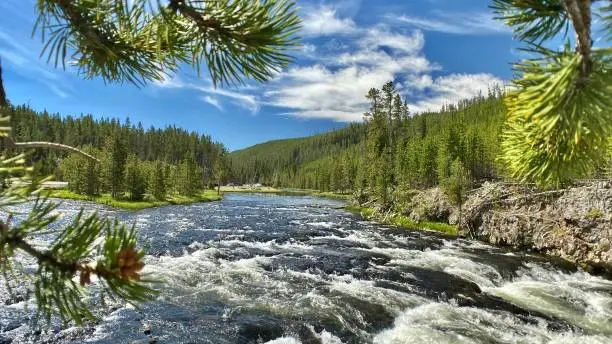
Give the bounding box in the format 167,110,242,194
45,189,222,210
312,192,352,200
219,186,351,200
345,205,458,236
587,208,604,219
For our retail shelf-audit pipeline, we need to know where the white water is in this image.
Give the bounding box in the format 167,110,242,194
1,194,611,343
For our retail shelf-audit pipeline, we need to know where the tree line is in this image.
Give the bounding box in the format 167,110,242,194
230,84,506,194
5,104,229,200
230,81,611,207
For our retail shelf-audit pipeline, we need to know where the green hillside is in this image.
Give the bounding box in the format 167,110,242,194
229,123,365,186
230,84,508,192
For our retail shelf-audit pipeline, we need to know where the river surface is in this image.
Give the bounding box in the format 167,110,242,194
1,194,612,343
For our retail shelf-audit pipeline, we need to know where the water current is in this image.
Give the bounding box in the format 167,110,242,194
1,194,611,343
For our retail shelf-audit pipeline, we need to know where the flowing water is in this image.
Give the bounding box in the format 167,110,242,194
1,194,612,343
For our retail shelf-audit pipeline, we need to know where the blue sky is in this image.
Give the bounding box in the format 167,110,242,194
0,0,519,150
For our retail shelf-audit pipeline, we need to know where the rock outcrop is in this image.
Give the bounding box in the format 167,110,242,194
456,181,612,275
396,181,612,275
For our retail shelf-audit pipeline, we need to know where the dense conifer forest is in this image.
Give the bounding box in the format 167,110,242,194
230,81,611,207
4,104,228,201
230,83,506,192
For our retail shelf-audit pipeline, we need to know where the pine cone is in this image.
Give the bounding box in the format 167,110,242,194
116,247,145,281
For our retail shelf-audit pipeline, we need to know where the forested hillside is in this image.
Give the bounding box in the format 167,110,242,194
230,84,507,193
5,104,227,200
230,124,365,186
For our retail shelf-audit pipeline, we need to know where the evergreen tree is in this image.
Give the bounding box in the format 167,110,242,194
60,147,101,196
106,134,128,199
149,160,167,200
124,155,146,201
441,159,470,224
175,155,202,196
213,150,228,195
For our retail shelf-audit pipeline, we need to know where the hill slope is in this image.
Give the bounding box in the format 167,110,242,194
230,123,365,186
230,90,507,191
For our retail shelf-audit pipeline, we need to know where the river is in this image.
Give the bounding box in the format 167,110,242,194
1,194,612,343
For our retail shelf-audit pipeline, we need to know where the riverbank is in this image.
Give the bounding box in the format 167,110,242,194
45,189,222,210
345,205,458,235
219,186,351,200
349,181,612,277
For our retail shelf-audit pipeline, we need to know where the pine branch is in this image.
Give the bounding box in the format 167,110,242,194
562,0,593,80
10,140,100,162
35,0,301,87
51,0,105,48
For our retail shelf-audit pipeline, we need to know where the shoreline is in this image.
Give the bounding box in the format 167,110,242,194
220,187,351,200
344,204,458,236
344,181,612,278
45,189,222,210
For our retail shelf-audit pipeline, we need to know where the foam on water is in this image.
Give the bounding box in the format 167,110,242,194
373,302,598,344
2,194,611,343
484,264,612,335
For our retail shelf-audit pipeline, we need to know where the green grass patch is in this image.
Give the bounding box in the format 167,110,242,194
220,187,351,200
45,189,221,210
312,192,352,200
344,205,457,236
587,208,604,219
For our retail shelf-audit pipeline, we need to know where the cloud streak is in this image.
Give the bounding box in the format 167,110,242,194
154,76,259,114
391,11,510,35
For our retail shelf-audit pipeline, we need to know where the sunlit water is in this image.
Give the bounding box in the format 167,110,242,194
1,194,612,343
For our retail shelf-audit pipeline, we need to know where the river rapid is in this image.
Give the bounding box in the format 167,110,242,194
1,194,612,344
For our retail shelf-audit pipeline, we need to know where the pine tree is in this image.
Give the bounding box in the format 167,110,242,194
60,147,101,195
213,150,228,195
124,155,146,201
149,160,167,200
441,159,470,224
105,134,128,199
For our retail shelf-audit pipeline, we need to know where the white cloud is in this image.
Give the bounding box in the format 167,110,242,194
361,28,425,54
301,6,357,36
410,73,504,113
264,21,504,122
392,11,510,35
153,8,505,122
154,76,259,114
265,64,389,122
201,96,223,112
204,86,260,114
302,44,317,55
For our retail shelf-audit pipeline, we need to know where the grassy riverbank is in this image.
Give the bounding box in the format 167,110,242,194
46,189,222,210
345,205,458,236
219,186,351,200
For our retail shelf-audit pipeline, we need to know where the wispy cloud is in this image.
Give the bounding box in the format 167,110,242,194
0,28,72,99
409,73,504,113
301,6,358,36
201,96,224,112
263,12,504,122
154,76,259,114
391,11,510,35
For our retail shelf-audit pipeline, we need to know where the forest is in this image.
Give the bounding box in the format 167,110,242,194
4,104,228,201
230,81,611,207
230,83,505,192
